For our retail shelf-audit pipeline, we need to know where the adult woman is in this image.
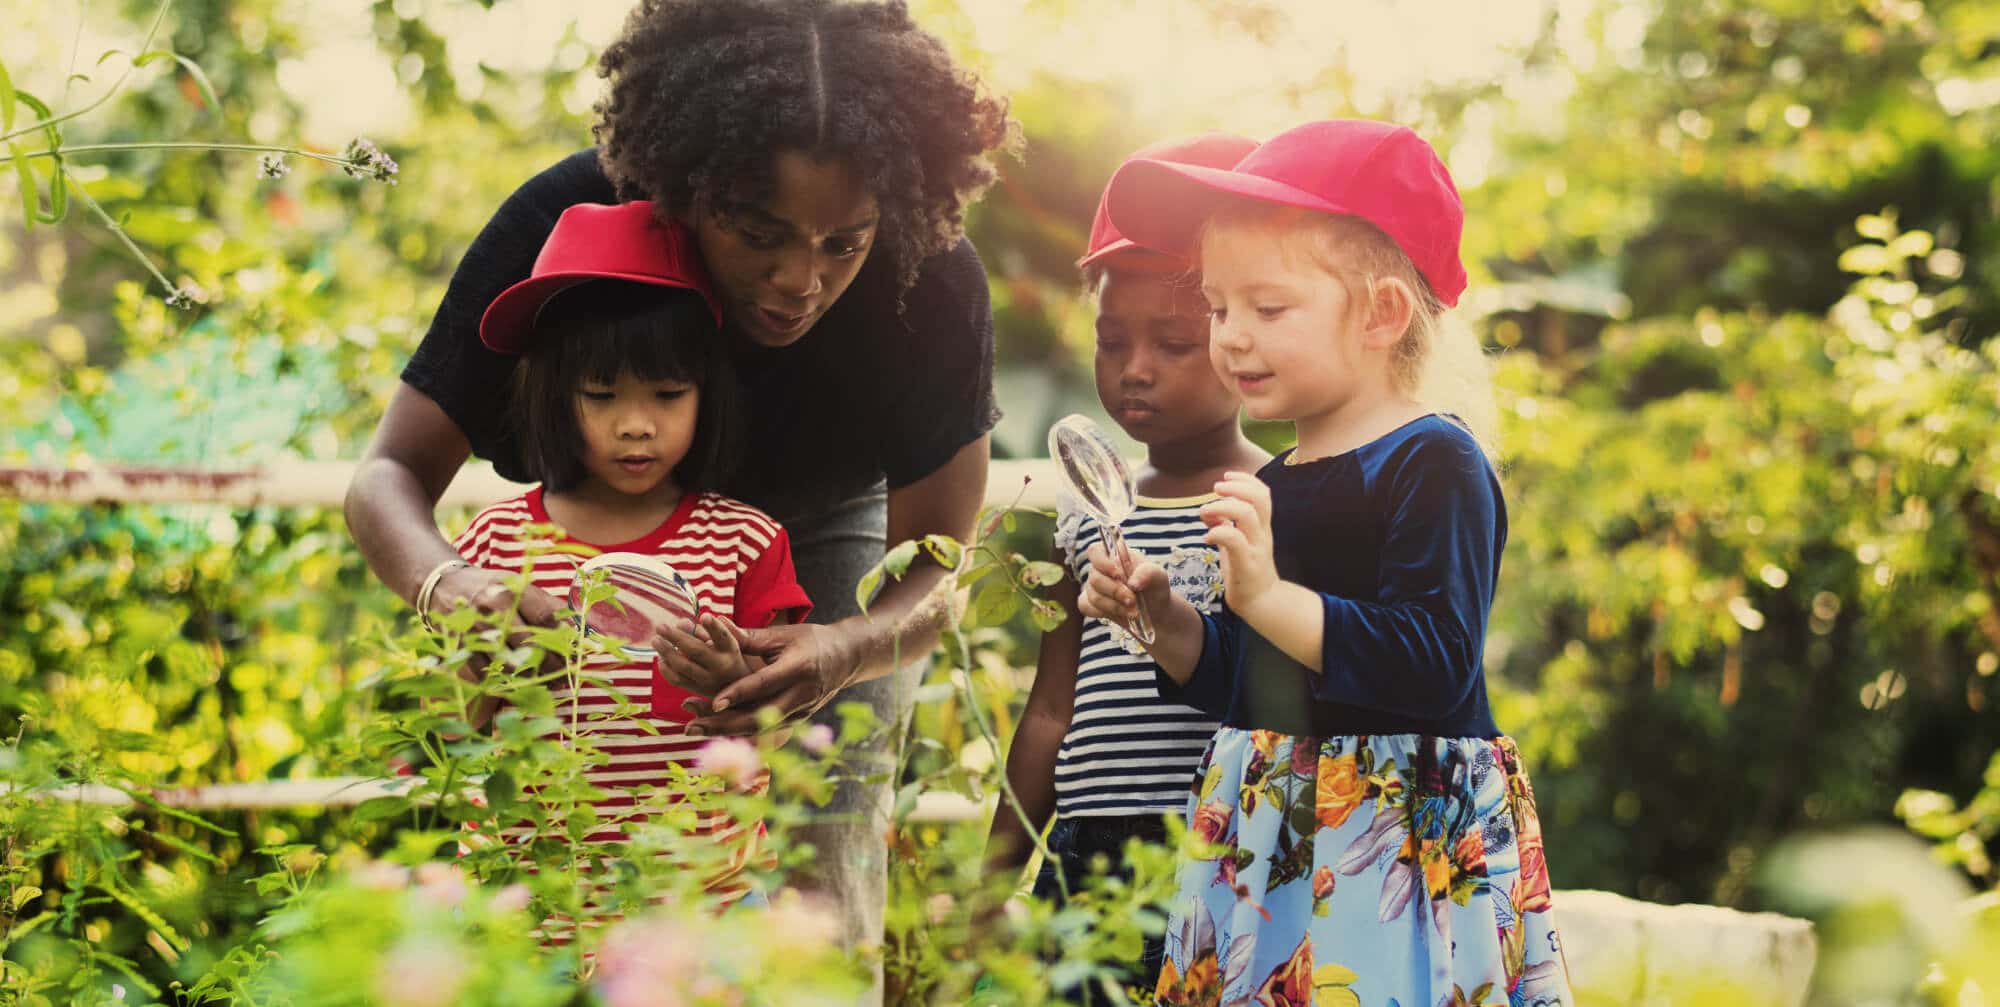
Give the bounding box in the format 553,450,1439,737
344,0,1012,980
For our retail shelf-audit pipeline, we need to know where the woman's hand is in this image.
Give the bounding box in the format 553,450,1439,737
428,563,563,631
1076,541,1172,635
1200,471,1279,615
667,621,862,737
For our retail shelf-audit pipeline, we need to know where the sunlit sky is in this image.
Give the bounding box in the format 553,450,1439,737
3,0,1642,188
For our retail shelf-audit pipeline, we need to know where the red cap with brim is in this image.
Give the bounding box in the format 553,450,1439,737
1076,132,1259,273
1103,119,1468,307
480,201,722,354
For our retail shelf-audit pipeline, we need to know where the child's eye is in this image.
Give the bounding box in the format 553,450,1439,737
1255,305,1288,319
736,225,785,250
579,389,614,402
655,387,690,401
1208,307,1228,324
1161,342,1199,356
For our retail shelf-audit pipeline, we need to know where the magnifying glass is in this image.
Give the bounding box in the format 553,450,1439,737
1048,414,1155,645
569,552,704,659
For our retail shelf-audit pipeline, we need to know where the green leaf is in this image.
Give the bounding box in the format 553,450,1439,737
484,767,518,812
892,780,924,820
1855,213,1896,241
10,140,42,229
99,877,188,951
1029,599,1068,632
9,886,40,911
135,50,220,113
1021,560,1066,587
970,579,1020,628
854,564,884,614
1886,230,1933,260
134,822,224,866
1837,243,1892,276
921,534,965,570
957,562,999,589
883,539,921,579
0,59,14,133
350,796,409,824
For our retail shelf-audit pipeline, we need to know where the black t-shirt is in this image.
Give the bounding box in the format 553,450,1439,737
402,150,1000,518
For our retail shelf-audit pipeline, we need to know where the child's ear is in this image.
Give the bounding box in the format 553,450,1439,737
1360,276,1418,350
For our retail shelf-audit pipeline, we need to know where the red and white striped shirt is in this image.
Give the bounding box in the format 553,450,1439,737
452,487,810,926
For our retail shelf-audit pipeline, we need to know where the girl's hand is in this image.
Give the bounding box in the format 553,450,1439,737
1201,471,1279,611
1077,541,1172,635
677,621,862,737
654,614,759,701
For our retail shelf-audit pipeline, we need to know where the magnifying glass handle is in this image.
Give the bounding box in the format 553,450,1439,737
1099,523,1156,646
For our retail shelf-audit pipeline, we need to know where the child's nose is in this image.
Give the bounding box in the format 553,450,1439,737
1212,315,1250,352
616,408,656,439
1121,348,1156,387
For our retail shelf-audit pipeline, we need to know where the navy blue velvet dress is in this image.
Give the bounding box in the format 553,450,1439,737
1151,415,1573,1007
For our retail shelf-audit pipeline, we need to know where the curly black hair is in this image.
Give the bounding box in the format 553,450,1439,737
594,0,1015,293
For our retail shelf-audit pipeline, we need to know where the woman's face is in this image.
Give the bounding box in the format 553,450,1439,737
690,149,881,348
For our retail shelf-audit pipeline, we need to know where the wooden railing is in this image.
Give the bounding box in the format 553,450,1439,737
3,457,1061,822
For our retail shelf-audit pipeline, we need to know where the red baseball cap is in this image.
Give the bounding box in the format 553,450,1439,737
1104,119,1468,306
480,200,722,353
1078,132,1260,273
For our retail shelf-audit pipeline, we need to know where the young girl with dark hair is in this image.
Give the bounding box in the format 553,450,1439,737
448,202,810,930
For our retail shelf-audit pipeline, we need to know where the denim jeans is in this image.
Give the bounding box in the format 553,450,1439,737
1030,814,1171,1002
767,485,915,1004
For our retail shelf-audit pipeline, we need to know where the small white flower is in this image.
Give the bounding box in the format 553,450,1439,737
342,137,400,184
257,153,290,179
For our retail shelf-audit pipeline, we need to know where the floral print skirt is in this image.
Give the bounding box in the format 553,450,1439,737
1154,729,1572,1007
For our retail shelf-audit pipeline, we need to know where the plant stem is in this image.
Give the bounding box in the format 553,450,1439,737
18,141,350,169
61,163,181,298
0,0,172,146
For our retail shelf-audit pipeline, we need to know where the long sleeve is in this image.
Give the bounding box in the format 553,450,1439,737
1310,433,1504,719
1155,604,1243,719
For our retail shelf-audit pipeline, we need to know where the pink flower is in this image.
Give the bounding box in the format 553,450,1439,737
799,724,836,756
351,861,410,891
594,917,700,1007
696,737,762,789
489,883,532,914
926,892,957,925
1290,740,1317,779
374,938,468,1007
412,862,468,907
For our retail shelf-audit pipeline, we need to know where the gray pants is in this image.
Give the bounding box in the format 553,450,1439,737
774,485,920,1001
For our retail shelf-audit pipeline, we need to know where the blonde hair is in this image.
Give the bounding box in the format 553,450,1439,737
1201,204,1499,459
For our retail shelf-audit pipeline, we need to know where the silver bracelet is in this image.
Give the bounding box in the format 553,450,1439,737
415,559,470,633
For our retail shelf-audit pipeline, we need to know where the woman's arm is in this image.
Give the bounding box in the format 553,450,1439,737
345,383,561,627
684,433,990,734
